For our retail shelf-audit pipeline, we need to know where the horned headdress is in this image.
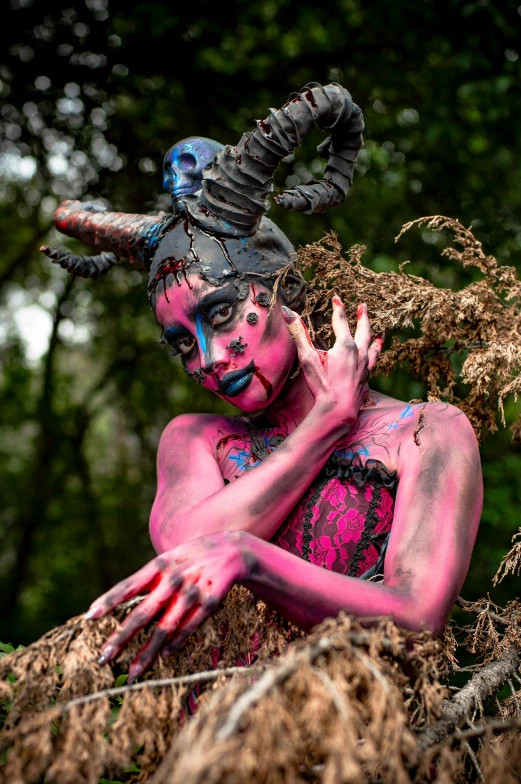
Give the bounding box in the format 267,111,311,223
42,82,364,297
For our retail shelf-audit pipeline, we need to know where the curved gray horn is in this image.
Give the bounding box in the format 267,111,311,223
193,82,364,237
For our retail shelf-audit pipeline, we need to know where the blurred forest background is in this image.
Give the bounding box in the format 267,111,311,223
1,0,521,645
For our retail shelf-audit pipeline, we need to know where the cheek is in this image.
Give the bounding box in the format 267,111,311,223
247,313,295,369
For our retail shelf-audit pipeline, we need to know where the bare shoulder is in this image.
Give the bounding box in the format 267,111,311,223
159,412,248,453
358,392,480,469
392,399,481,470
406,401,477,444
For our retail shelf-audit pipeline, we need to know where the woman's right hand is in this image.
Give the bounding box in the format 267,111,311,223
281,297,383,432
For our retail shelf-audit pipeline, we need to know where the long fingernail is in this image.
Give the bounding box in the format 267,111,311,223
281,306,296,323
97,645,115,665
357,303,367,319
127,663,142,683
85,605,104,621
332,294,343,306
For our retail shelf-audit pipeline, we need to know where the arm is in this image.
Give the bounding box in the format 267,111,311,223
150,299,382,553
90,404,482,680
242,404,482,635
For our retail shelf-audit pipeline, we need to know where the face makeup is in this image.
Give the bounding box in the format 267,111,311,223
156,278,297,412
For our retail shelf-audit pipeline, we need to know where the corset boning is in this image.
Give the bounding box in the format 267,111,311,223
271,455,398,579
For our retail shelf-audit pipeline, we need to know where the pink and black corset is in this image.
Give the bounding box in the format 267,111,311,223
271,455,398,580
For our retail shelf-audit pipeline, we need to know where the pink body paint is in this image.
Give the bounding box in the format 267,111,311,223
90,275,483,677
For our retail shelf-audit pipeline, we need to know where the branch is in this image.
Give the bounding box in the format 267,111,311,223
451,718,521,742
217,637,333,741
417,644,521,750
59,664,266,713
456,596,508,627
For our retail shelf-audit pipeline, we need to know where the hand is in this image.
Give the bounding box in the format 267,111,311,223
85,531,251,682
281,297,383,430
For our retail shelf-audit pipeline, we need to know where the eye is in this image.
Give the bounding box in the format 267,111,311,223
210,303,233,327
175,336,196,356
178,152,197,171
162,329,196,357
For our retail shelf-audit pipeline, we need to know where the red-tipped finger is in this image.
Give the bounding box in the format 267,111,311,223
161,606,209,659
367,334,384,371
97,574,184,664
85,559,163,620
127,584,202,681
354,303,372,353
331,295,353,343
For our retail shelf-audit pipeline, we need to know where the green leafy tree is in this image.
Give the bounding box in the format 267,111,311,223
1,0,520,643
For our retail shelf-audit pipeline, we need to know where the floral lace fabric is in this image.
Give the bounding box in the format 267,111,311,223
271,455,398,578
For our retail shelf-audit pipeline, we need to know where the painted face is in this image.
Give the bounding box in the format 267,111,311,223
155,276,297,412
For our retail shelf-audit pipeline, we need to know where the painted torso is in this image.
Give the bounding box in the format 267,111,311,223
210,395,422,579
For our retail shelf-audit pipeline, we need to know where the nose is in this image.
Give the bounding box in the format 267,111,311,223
200,337,232,375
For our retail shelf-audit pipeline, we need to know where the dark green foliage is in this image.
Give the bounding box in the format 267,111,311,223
1,0,520,644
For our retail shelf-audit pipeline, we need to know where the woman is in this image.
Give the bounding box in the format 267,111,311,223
43,82,482,684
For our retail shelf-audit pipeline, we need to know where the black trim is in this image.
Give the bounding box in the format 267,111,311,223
301,478,329,563
324,454,398,494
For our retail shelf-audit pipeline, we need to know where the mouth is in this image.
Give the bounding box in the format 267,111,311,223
218,359,256,398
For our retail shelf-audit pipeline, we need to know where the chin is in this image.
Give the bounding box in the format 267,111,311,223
213,373,283,412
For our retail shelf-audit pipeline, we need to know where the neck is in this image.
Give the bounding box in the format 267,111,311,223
262,364,319,433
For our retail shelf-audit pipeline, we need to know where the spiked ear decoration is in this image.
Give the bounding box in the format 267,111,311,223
192,82,364,237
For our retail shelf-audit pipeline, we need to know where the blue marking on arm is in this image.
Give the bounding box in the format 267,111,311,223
195,313,207,358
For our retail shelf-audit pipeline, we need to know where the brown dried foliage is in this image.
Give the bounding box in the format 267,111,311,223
3,217,521,782
4,583,521,783
297,216,521,442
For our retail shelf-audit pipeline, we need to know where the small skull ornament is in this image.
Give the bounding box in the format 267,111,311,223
162,137,224,204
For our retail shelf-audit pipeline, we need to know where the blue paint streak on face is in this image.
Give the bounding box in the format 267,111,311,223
195,313,208,362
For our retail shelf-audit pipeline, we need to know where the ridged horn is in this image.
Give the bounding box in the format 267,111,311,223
40,245,118,279
48,200,168,269
195,82,364,237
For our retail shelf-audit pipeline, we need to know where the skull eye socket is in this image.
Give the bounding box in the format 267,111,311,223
177,153,197,171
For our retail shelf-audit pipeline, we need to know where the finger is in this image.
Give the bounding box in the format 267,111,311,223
85,555,169,620
127,583,202,682
97,573,184,665
367,334,384,371
161,605,210,659
331,295,353,343
353,303,372,354
281,306,324,393
281,306,314,348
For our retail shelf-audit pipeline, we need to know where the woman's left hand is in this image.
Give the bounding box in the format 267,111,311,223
85,531,251,682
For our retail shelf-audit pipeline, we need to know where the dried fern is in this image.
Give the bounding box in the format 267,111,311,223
297,216,521,441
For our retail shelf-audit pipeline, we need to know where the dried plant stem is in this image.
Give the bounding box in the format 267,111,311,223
217,637,332,740
450,718,521,742
417,645,521,750
455,596,508,626
464,741,485,783
60,664,267,713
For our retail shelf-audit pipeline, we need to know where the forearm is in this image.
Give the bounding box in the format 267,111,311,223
240,534,447,634
153,404,348,552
